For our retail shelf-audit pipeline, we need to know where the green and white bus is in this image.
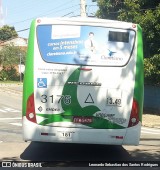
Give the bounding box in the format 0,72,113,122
22,17,143,145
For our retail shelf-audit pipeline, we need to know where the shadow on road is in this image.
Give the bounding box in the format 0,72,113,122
20,142,132,162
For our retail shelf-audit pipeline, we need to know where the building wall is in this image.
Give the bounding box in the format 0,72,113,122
144,85,160,113
0,37,28,50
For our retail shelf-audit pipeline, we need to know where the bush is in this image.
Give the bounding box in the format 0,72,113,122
0,67,19,81
0,69,9,80
144,54,160,85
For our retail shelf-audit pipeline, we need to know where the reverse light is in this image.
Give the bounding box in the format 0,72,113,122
29,113,34,119
26,93,37,123
131,118,136,123
128,99,139,127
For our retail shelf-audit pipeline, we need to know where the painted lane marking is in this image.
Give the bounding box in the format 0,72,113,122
10,123,22,126
142,127,160,132
0,117,22,126
141,130,160,135
0,117,21,120
0,109,7,113
0,107,21,113
141,127,160,135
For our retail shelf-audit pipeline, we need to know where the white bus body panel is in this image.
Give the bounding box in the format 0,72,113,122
23,117,141,145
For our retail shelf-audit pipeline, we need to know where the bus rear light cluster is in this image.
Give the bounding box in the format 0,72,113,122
128,99,139,127
26,93,37,123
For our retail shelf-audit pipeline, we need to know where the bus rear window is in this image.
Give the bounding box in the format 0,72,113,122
37,25,135,67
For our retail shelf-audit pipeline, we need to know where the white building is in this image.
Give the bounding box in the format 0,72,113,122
0,37,28,50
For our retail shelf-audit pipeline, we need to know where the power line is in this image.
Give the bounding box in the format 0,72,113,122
17,28,29,33
7,1,96,36
9,0,76,25
11,4,79,26
40,4,79,17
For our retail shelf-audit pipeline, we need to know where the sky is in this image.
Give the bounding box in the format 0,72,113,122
1,0,98,38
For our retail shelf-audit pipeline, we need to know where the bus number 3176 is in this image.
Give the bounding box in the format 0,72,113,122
41,95,71,105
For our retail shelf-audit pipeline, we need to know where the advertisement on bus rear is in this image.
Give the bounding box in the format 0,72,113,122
37,25,135,66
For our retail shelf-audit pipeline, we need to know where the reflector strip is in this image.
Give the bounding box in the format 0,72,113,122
116,136,123,139
41,132,56,136
41,133,48,136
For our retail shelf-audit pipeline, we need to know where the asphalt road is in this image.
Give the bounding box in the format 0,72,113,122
0,87,159,169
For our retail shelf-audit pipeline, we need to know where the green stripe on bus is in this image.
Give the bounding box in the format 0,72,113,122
22,20,36,116
133,24,144,122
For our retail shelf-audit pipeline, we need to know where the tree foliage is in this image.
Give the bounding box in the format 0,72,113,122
0,66,19,81
0,25,26,81
96,0,124,20
96,0,160,58
0,45,25,67
0,25,18,41
144,54,160,85
0,45,26,81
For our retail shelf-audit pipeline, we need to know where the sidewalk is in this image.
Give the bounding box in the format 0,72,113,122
0,83,23,94
142,114,160,129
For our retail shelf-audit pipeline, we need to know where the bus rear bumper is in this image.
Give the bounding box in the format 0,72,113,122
22,117,141,145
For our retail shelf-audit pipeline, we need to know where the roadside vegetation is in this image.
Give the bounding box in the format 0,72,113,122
0,26,26,81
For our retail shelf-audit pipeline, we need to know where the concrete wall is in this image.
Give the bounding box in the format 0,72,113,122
144,85,160,113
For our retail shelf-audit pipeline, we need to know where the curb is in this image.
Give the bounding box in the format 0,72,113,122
0,85,23,95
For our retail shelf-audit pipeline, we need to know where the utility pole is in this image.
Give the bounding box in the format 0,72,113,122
19,53,22,82
0,0,4,27
80,0,86,17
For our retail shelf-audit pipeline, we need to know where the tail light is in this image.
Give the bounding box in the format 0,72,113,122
26,93,37,123
128,99,139,127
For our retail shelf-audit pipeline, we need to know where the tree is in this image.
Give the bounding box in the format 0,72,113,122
0,45,25,67
0,45,26,81
0,25,18,41
0,25,26,81
144,54,160,85
96,0,160,58
96,0,124,20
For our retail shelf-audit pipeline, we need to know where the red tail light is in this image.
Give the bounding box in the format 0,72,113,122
128,99,139,127
26,93,37,123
